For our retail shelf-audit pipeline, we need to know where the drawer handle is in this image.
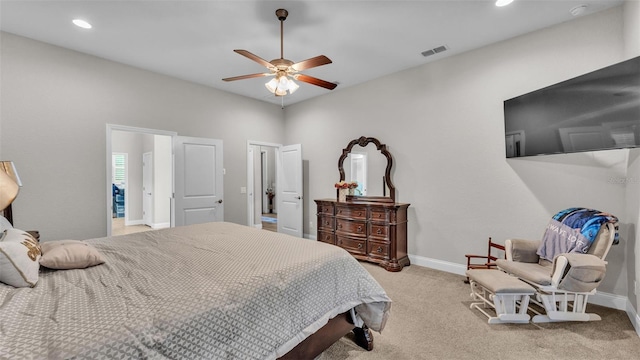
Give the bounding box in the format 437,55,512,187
357,225,362,232
326,235,331,240
338,210,342,214
378,213,383,218
358,243,363,249
326,221,330,225
358,211,362,216
338,224,342,229
377,246,383,253
377,228,382,234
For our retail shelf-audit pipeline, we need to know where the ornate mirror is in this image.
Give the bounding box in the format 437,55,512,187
338,136,395,203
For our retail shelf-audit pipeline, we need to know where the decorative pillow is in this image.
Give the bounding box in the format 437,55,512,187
40,240,105,270
0,215,12,232
0,228,41,287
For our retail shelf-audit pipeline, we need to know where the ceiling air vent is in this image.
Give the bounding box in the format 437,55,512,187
421,45,448,57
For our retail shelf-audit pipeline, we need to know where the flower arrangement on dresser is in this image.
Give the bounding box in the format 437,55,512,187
335,181,358,202
334,181,358,189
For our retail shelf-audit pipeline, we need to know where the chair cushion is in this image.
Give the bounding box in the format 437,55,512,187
466,269,535,294
586,225,611,258
508,239,540,263
496,259,551,286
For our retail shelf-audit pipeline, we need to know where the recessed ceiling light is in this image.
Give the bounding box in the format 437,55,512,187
72,19,92,29
495,0,514,7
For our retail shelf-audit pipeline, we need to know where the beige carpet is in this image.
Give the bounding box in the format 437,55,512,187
320,262,640,360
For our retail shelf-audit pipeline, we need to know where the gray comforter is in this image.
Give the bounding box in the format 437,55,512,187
0,222,391,359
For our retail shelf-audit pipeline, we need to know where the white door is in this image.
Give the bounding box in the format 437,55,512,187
559,126,613,153
142,152,153,227
174,136,224,226
277,144,303,237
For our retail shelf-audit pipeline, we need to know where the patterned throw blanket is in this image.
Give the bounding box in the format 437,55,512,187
537,207,619,262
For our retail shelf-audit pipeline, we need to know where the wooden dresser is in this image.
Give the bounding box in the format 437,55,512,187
315,199,410,272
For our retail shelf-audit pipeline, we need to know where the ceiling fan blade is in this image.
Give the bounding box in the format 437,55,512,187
291,55,332,71
233,50,274,69
294,74,338,90
222,73,272,82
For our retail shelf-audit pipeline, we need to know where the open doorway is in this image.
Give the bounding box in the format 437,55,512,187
247,141,303,237
106,125,176,236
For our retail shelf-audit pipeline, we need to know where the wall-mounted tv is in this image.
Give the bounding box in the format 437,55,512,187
504,56,640,158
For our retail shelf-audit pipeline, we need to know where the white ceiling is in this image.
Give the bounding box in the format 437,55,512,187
0,0,624,107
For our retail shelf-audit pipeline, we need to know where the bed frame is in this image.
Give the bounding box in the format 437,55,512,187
280,311,373,359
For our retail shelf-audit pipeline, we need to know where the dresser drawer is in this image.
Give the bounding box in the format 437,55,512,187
370,209,396,222
336,235,367,255
370,224,390,240
336,219,367,237
368,241,389,259
335,206,367,220
318,215,334,231
317,203,334,215
317,230,335,244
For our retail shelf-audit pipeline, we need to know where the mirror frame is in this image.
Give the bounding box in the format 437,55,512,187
338,136,395,203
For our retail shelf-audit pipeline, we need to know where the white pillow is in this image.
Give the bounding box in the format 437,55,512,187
0,216,12,232
0,228,41,287
40,240,105,269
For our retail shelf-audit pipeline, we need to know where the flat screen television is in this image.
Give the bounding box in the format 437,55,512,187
504,56,640,158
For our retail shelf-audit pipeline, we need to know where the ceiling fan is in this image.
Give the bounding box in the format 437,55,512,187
222,9,337,96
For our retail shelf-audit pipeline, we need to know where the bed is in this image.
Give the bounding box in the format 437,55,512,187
0,221,391,359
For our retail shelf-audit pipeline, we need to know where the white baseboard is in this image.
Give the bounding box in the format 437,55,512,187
626,299,640,337
408,254,467,276
305,233,316,241
124,219,144,227
151,222,170,230
407,253,634,317
124,219,169,230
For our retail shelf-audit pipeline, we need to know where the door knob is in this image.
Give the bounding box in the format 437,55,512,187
295,196,302,200
217,199,223,203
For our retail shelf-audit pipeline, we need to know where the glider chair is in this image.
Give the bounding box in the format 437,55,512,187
495,208,618,323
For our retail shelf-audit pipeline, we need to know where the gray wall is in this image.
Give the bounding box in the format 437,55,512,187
0,31,285,241
284,5,638,303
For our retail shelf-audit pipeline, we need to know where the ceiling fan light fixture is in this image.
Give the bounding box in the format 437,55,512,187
278,75,289,88
266,75,299,96
265,78,279,93
287,79,300,94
